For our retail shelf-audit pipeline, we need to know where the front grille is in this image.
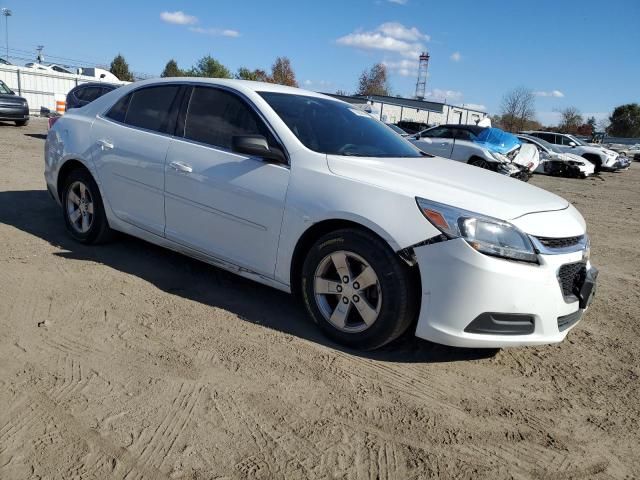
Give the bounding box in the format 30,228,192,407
558,262,586,298
537,235,584,249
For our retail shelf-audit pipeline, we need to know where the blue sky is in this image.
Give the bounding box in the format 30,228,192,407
2,0,638,125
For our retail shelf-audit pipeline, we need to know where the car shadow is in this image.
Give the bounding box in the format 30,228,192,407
24,133,47,140
0,189,498,364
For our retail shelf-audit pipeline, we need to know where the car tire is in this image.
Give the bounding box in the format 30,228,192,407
62,169,114,244
467,157,494,171
301,228,417,350
14,119,29,127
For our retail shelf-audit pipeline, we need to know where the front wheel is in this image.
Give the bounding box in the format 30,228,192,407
467,157,495,171
301,229,417,350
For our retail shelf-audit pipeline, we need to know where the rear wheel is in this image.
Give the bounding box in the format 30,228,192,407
301,229,417,350
62,169,113,244
14,119,28,127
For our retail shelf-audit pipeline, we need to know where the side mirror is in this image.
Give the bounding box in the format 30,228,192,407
568,141,576,147
232,135,286,164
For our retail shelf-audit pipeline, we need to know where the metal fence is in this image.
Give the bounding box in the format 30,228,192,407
0,65,129,113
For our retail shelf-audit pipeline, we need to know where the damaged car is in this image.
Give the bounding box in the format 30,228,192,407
410,125,538,181
45,79,597,350
517,134,595,178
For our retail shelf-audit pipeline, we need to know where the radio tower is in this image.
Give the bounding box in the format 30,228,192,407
414,52,430,100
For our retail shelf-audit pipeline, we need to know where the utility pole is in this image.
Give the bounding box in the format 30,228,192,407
36,45,45,63
1,8,11,62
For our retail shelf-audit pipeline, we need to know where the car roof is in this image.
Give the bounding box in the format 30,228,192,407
438,124,486,134
129,77,334,101
73,82,118,89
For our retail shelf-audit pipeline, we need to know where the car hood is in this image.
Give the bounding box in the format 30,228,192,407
327,154,570,222
0,94,27,106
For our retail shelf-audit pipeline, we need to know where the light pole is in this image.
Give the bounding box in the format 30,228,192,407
1,8,11,62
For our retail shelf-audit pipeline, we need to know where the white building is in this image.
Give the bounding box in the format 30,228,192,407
326,93,488,127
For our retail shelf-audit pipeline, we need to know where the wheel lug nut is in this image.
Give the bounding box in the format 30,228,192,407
336,285,343,293
353,295,360,303
342,297,349,304
353,282,360,289
342,276,349,283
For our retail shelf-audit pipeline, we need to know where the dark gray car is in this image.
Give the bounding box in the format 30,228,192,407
66,82,118,111
0,79,29,126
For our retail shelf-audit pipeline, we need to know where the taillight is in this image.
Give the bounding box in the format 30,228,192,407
48,116,60,129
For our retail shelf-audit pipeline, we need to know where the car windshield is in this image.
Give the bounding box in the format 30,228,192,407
0,80,12,94
473,128,521,154
523,135,562,153
259,92,423,158
386,123,406,135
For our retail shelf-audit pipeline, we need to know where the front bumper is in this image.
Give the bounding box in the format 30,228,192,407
0,105,30,121
413,238,595,348
601,156,629,171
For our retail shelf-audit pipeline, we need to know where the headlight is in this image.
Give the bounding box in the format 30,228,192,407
416,198,538,263
568,160,584,166
489,150,508,163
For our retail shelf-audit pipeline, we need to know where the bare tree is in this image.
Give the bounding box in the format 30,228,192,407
499,87,536,132
558,106,583,134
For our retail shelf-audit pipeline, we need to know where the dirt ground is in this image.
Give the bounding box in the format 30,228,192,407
0,118,638,480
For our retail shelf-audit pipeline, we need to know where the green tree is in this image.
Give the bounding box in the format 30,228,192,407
109,54,134,82
607,103,640,137
188,55,232,79
235,67,269,82
356,63,390,96
161,59,183,78
269,57,298,87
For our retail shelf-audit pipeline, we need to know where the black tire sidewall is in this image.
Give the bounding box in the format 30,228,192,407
301,229,416,350
61,169,109,244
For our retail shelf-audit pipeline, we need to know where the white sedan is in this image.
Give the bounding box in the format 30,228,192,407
517,134,595,178
44,78,597,350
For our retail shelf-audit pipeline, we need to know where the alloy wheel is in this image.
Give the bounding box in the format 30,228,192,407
66,180,94,234
313,250,382,333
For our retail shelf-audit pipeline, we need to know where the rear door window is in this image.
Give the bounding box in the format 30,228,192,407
123,85,180,133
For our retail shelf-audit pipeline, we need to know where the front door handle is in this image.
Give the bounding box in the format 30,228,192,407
97,139,114,150
169,161,193,173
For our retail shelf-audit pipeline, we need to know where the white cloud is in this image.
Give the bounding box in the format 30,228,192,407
388,0,408,4
426,89,463,102
377,22,428,42
303,79,332,89
160,11,198,25
383,58,419,77
450,51,461,62
534,90,564,98
189,27,240,37
337,23,429,59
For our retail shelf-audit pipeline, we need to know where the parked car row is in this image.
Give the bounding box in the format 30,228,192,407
408,124,538,181
45,78,599,351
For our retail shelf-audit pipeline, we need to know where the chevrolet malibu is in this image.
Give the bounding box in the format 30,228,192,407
44,79,597,350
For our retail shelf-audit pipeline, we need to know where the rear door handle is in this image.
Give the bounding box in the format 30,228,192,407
97,139,114,150
169,161,193,173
